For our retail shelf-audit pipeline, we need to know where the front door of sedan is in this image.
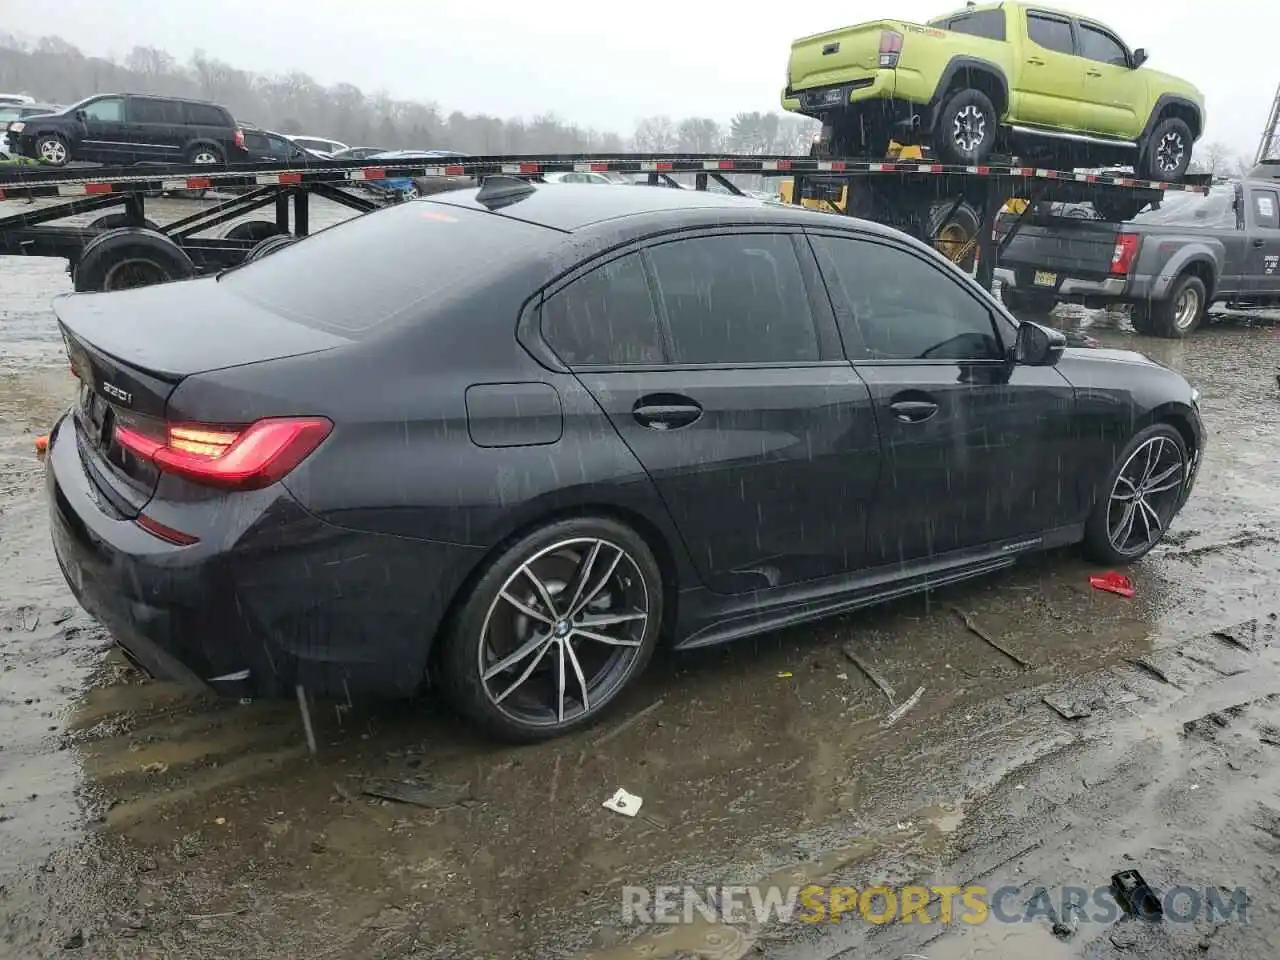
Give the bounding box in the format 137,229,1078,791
809,232,1079,566
1075,21,1143,138
538,231,882,595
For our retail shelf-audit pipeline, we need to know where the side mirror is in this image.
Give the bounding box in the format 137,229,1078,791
74,109,87,121
1013,321,1067,366
1132,48,1148,68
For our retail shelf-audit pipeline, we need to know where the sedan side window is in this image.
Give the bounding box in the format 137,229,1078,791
82,98,124,122
645,234,820,364
1078,24,1128,66
812,236,1005,361
541,252,666,367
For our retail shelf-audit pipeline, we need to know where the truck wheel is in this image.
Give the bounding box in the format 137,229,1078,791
1129,304,1156,335
72,228,196,293
934,89,998,166
1148,274,1206,338
35,133,70,166
223,220,287,243
928,200,980,272
88,214,160,231
1140,117,1193,182
245,234,298,262
1001,286,1057,315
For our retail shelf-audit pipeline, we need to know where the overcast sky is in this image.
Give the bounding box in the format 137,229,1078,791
5,0,1272,158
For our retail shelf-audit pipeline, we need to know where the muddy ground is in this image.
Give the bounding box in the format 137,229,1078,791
1,195,1279,960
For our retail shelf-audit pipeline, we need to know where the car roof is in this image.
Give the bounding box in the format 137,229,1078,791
426,180,859,234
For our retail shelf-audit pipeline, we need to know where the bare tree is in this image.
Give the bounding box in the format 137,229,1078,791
631,115,677,152
1196,140,1235,177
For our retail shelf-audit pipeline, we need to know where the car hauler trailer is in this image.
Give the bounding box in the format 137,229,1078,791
0,153,1209,294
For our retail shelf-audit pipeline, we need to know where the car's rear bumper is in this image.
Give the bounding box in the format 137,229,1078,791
47,412,486,701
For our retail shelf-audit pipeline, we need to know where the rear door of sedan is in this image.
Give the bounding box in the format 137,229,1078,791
539,228,883,595
807,228,1079,565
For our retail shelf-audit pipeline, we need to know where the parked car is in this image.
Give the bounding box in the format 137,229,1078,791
0,102,61,159
47,180,1203,742
783,0,1204,180
996,164,1280,337
355,149,473,199
329,146,387,161
5,93,248,166
0,93,36,106
541,171,618,185
239,127,315,164
285,135,348,157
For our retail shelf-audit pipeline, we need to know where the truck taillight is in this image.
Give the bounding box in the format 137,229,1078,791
1110,233,1140,275
879,30,904,68
115,417,332,491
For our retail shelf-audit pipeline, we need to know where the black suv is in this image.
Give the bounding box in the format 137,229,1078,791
5,93,248,167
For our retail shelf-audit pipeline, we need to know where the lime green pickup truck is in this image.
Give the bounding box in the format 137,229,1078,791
782,1,1205,181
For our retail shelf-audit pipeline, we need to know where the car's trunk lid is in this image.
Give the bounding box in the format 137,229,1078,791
54,278,351,516
789,20,906,92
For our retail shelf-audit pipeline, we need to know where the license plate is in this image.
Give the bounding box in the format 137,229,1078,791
1033,270,1058,287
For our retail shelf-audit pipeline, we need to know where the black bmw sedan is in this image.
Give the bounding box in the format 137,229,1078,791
47,179,1203,742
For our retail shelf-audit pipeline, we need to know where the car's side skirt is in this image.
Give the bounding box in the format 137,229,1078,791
673,522,1084,650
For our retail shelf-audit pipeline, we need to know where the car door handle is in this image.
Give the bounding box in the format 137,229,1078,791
1027,57,1045,66
889,400,939,423
1086,69,1103,77
632,395,703,430
1252,238,1266,248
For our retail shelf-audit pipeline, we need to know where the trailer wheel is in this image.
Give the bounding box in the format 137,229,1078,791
245,234,299,262
928,200,980,272
1145,274,1206,338
88,214,160,231
73,228,196,293
34,133,70,166
223,220,287,243
934,89,998,166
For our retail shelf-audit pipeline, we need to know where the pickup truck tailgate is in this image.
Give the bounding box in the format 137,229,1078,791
789,21,907,91
996,216,1124,280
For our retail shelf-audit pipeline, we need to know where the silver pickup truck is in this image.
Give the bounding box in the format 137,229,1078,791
995,162,1280,338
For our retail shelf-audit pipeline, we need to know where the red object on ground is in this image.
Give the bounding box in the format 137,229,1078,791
1090,572,1135,598
34,434,49,455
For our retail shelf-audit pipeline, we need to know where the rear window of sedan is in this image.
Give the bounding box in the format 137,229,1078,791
218,201,557,337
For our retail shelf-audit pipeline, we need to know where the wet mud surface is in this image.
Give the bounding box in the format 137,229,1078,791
1,197,1279,958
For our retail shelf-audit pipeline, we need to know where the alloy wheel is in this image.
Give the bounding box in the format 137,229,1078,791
1173,285,1201,331
39,138,67,164
193,150,219,164
1155,132,1185,175
477,538,651,728
1106,436,1186,556
952,105,986,154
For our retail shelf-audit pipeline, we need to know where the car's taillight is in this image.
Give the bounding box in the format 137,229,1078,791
234,127,246,151
115,417,332,491
1110,233,1140,275
879,30,904,68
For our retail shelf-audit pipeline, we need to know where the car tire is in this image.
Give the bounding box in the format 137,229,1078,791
223,220,287,243
34,133,70,166
1001,286,1057,315
1140,117,1193,182
438,516,664,743
1083,423,1190,565
88,214,160,231
72,227,196,293
934,89,998,166
1147,273,1206,338
245,233,298,262
185,142,224,165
